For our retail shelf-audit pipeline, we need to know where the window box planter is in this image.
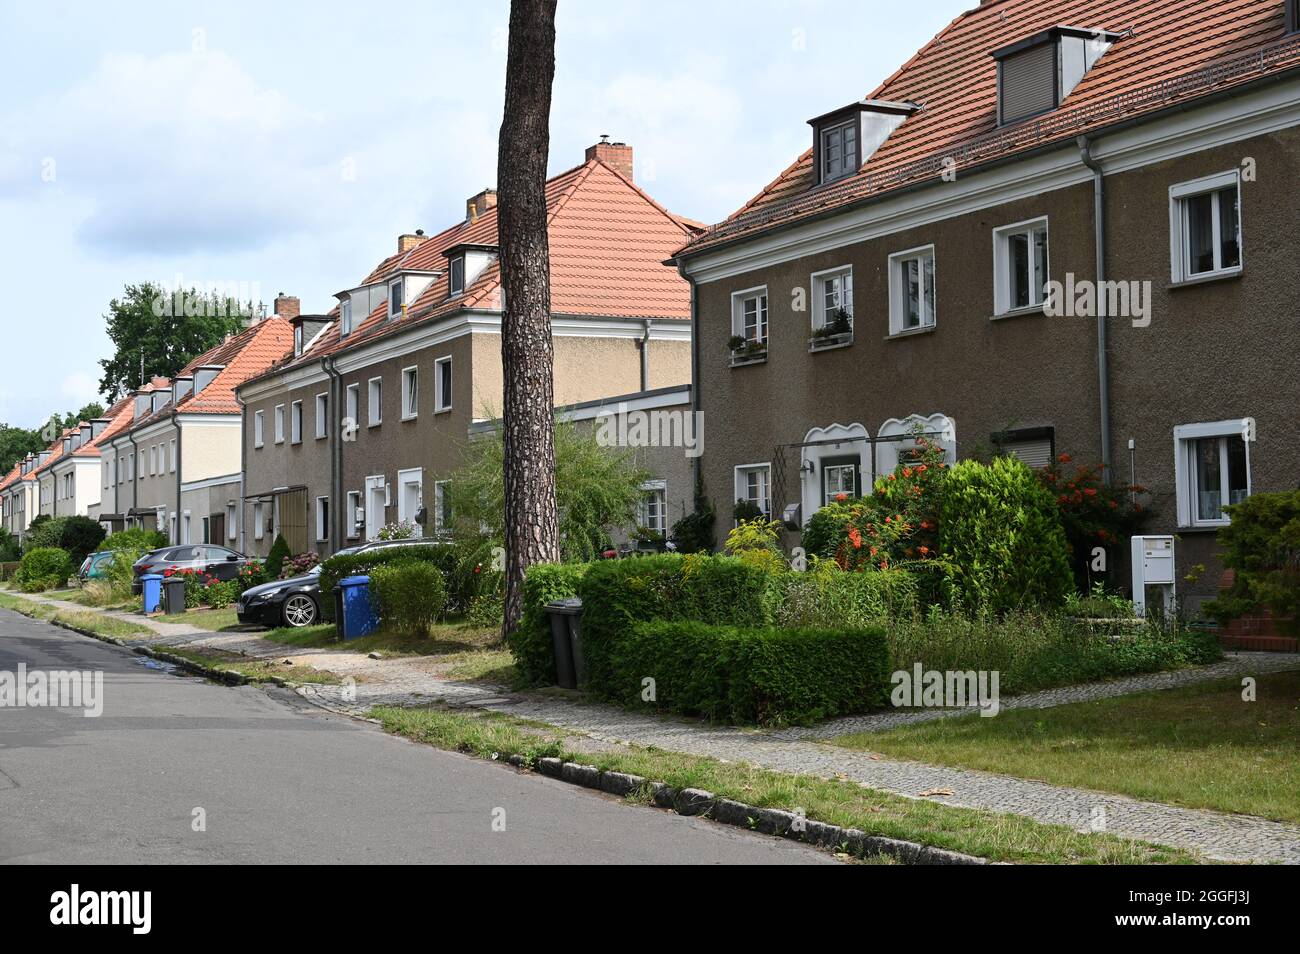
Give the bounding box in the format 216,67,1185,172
808,331,853,351
728,336,768,366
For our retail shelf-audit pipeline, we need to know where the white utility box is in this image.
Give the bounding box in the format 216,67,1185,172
1130,535,1175,617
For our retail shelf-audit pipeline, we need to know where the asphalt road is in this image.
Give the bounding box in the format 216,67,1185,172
0,608,832,864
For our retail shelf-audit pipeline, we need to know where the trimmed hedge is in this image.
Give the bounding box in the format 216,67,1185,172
16,547,73,593
610,620,890,726
318,544,457,622
514,562,587,685
370,562,447,636
777,567,918,628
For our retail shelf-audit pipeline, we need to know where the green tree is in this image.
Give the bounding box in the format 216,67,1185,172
97,282,254,401
0,424,44,473
450,418,647,563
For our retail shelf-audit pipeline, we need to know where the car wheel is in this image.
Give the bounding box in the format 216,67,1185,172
281,594,318,628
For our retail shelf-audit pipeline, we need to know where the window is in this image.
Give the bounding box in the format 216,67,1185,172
294,324,303,356
254,410,265,448
731,287,768,345
346,490,361,539
433,481,452,534
201,516,210,544
734,464,771,519
345,383,360,427
1174,421,1252,528
389,279,403,317
274,404,285,443
1170,171,1242,283
435,357,453,412
993,218,1049,315
149,446,156,476
812,266,853,335
127,454,134,481
254,501,264,541
401,366,419,420
316,496,330,543
227,502,237,541
889,245,937,334
822,456,860,505
290,400,303,444
639,483,666,535
315,393,328,439
449,256,465,295
169,439,176,473
368,377,382,426
340,297,352,337
820,119,858,183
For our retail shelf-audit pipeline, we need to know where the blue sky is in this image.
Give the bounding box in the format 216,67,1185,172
0,0,965,428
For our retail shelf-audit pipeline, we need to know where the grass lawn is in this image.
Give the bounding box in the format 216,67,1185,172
834,671,1300,824
163,645,343,685
263,617,499,658
0,592,153,641
160,606,243,631
370,704,1203,865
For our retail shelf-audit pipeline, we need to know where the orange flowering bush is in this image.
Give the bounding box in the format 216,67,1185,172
1036,454,1148,582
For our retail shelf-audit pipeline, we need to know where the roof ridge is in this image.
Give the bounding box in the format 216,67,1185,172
585,157,699,238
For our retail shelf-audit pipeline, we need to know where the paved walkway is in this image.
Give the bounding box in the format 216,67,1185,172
16,591,1300,863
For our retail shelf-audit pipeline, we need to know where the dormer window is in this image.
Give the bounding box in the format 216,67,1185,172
809,100,919,187
449,256,465,296
389,280,404,317
294,325,303,357
993,27,1122,127
340,298,352,337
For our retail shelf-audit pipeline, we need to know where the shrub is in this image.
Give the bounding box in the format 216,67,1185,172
280,552,320,580
937,456,1073,613
370,562,447,636
318,544,455,622
0,528,19,562
104,527,168,552
801,499,856,559
202,579,240,609
26,515,106,568
16,547,73,592
80,579,117,606
670,483,715,554
610,620,890,726
236,561,268,592
777,562,919,628
1036,454,1148,587
1204,489,1300,629
513,562,588,685
265,534,290,580
377,520,417,541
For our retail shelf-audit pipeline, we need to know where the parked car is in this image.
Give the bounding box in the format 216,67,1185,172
131,544,250,595
235,537,446,629
77,550,117,584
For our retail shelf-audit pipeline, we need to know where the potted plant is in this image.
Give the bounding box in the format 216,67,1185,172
634,526,665,552
728,334,768,365
810,308,853,349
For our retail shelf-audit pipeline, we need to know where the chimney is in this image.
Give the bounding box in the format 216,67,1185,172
273,292,300,321
398,229,427,254
585,136,633,181
465,190,498,222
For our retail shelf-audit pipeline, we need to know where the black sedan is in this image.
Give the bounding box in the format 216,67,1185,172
236,566,326,628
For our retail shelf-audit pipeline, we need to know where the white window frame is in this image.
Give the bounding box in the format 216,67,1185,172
149,446,156,476
315,495,330,543
389,278,404,318
254,409,264,448
346,490,361,539
638,480,667,535
274,404,285,444
993,217,1050,316
294,324,303,356
1169,170,1243,284
434,356,453,412
1173,420,1253,529
226,501,237,541
345,383,360,428
811,265,853,333
449,256,465,296
368,377,382,427
254,501,265,541
401,366,419,420
315,392,328,439
169,439,176,473
730,285,769,344
888,244,938,335
340,297,352,337
290,400,303,444
733,463,772,520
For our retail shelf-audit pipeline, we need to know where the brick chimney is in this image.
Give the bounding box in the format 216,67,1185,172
273,292,300,320
466,190,498,222
398,230,427,253
586,136,633,181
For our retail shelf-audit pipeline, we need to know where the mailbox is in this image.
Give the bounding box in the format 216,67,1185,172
1130,535,1175,617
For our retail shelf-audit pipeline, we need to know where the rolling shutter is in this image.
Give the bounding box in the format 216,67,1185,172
1000,42,1057,124
1003,438,1054,470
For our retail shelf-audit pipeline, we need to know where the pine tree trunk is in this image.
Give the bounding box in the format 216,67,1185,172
497,0,561,638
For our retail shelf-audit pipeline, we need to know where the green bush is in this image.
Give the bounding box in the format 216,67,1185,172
265,534,290,580
25,515,106,568
936,457,1074,613
669,483,715,554
0,528,19,562
104,526,168,553
370,562,447,636
610,620,890,726
777,563,919,628
801,500,856,559
16,547,73,592
513,562,588,685
1204,489,1300,629
202,579,240,609
318,544,456,622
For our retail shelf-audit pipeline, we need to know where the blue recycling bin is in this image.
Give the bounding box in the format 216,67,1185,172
141,573,163,614
337,575,379,640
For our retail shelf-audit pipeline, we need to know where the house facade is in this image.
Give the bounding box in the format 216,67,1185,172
671,0,1300,615
239,140,698,556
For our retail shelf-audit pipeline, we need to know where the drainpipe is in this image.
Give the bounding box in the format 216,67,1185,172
236,393,247,554
1078,136,1113,485
674,260,701,497
126,431,139,529
323,355,343,553
638,319,651,392
174,415,182,544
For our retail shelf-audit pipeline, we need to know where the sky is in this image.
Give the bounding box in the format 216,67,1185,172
0,0,966,428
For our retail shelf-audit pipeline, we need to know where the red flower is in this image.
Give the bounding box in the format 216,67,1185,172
1058,453,1072,463
834,492,849,503
902,467,913,478
916,464,928,473
848,527,863,550
919,546,930,556
1083,488,1097,497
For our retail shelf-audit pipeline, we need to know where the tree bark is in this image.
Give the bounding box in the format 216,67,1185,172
497,0,561,638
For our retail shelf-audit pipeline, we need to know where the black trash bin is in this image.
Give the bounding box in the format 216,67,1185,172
162,577,187,615
544,598,585,690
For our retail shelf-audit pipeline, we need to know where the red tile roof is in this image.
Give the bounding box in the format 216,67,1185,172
677,0,1300,257
253,156,698,381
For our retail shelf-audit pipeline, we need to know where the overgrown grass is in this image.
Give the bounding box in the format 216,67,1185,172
371,704,1204,865
835,671,1300,824
0,591,154,640
443,649,517,684
160,606,243,631
163,646,343,685
263,617,499,657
